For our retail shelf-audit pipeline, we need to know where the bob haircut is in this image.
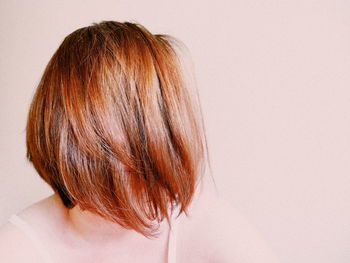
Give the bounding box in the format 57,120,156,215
26,21,209,237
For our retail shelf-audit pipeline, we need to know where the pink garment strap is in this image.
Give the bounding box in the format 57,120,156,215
8,214,54,263
168,206,181,263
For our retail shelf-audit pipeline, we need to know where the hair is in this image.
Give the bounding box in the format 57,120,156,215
26,20,210,238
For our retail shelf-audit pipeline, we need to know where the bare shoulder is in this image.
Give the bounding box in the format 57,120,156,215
177,184,280,263
0,194,62,263
0,217,45,262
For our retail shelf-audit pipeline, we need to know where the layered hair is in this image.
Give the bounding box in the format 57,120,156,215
26,21,209,237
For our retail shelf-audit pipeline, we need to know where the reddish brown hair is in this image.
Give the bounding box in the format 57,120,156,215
26,21,208,237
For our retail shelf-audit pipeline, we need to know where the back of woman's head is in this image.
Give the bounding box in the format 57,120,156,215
26,21,208,237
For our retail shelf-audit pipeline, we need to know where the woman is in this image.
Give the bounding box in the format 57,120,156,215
0,21,279,263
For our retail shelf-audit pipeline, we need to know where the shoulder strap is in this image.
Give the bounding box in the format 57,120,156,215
167,206,181,263
8,214,55,263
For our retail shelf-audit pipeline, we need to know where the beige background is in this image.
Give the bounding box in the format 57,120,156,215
1,0,349,262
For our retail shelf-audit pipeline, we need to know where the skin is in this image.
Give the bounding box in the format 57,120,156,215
0,178,280,263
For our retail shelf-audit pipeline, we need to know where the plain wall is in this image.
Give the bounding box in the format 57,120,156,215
1,1,349,262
